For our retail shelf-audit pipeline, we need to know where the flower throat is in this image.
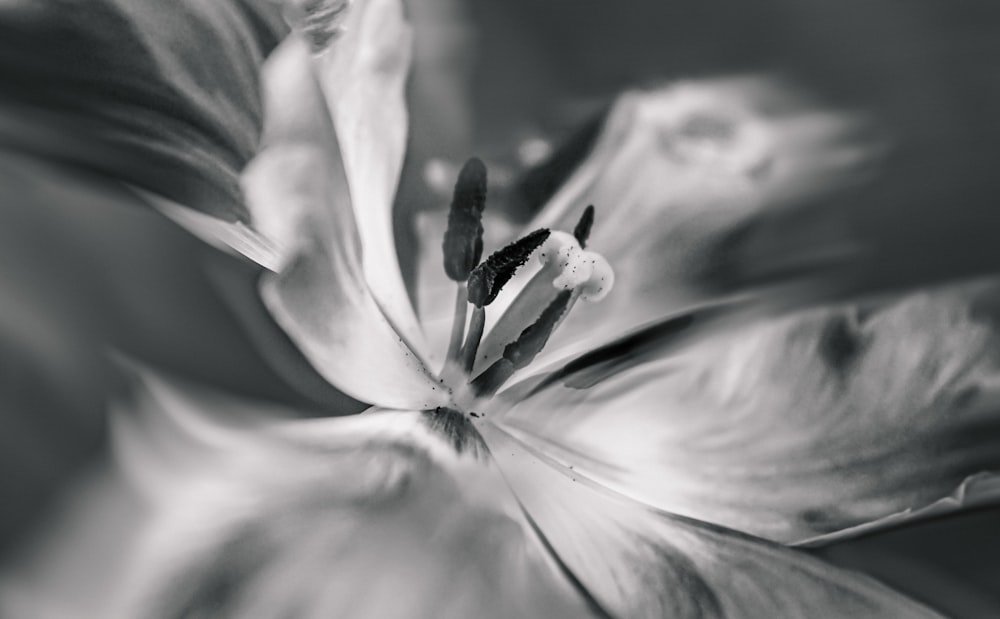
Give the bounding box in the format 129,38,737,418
439,158,614,405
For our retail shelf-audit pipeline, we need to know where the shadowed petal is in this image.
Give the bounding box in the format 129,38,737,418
476,421,941,618
517,78,875,362
491,281,1000,544
0,0,286,221
799,472,1000,547
690,2,1000,311
242,38,445,410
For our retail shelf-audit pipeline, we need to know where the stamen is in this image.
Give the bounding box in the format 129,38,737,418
502,291,573,369
442,157,488,282
461,306,486,373
471,291,573,396
467,228,550,308
474,226,614,373
573,205,595,248
469,358,515,399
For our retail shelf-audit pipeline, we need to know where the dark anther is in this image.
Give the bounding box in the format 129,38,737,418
573,205,595,248
471,291,573,397
442,157,488,281
503,291,573,369
470,358,515,398
467,228,550,307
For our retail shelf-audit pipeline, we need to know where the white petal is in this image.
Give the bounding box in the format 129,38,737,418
102,378,602,619
476,421,942,618
306,0,427,352
492,281,1000,544
249,38,445,410
136,189,283,270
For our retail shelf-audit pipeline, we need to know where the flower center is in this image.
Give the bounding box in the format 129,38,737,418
438,159,614,410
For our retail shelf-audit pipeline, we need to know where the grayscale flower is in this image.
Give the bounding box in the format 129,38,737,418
3,1,1000,617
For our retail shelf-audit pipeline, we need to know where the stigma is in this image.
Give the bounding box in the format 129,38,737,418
438,159,615,405
538,230,614,302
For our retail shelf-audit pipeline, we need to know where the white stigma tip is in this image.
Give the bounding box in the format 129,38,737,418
579,255,614,302
536,231,613,301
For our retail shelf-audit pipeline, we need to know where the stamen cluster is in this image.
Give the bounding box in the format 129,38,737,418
439,158,614,401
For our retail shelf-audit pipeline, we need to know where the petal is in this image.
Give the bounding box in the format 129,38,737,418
303,0,427,351
96,374,602,619
157,0,433,386
0,0,286,221
108,360,304,503
696,143,1000,311
150,0,426,354
520,77,875,359
799,472,1000,547
691,3,1000,309
492,280,1000,544
475,421,942,618
247,38,445,410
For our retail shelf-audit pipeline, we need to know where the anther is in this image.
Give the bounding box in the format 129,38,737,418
467,228,550,308
502,291,573,369
472,224,614,373
471,291,573,397
573,205,595,248
442,157,488,282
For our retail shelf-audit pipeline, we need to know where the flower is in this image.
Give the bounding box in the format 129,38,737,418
4,1,1000,617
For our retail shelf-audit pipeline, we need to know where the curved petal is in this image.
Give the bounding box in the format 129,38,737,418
301,0,427,350
2,368,599,618
97,373,603,618
518,77,877,360
475,421,941,618
0,0,286,221
6,366,940,618
491,281,1000,544
690,2,1000,310
798,472,1000,547
246,38,445,410
149,0,427,354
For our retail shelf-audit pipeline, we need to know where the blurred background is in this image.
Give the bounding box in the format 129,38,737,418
2,0,1000,615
